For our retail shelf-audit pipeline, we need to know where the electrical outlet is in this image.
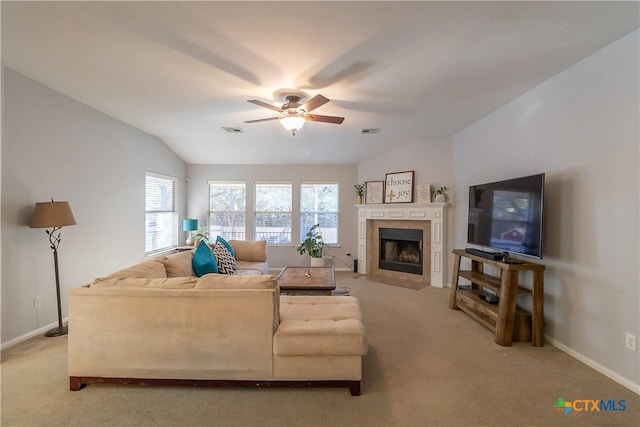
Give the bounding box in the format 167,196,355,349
33,296,42,308
625,333,636,351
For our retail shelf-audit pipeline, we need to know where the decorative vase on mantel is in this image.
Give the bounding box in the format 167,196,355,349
354,184,364,204
433,186,448,203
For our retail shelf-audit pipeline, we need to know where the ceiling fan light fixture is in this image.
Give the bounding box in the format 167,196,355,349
280,115,306,135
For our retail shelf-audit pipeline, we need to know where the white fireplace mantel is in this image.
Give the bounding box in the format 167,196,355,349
355,203,448,288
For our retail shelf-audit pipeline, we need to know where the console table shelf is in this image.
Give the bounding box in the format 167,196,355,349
449,249,545,347
457,270,532,295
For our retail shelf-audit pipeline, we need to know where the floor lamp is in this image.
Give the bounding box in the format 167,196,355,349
29,199,77,337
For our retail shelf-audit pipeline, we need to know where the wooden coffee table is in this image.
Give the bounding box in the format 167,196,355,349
277,266,336,296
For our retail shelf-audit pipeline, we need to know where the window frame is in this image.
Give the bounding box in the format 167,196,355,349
208,180,247,241
254,181,293,245
300,181,340,246
145,172,178,255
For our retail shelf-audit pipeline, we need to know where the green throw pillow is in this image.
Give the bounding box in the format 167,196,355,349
192,240,218,277
216,235,235,257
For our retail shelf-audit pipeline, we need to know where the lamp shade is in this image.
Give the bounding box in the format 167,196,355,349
183,219,198,231
280,116,306,132
29,201,76,228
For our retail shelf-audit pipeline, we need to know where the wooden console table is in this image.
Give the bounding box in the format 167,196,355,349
449,249,545,347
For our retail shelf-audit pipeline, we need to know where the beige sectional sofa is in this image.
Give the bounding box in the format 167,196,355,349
68,240,368,395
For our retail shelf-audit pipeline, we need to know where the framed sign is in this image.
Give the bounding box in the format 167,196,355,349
365,181,384,204
384,171,414,203
416,183,432,203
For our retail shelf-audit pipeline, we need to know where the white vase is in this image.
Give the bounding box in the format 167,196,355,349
435,194,446,202
310,257,325,267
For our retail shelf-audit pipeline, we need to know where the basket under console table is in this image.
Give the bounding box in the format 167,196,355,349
449,249,545,347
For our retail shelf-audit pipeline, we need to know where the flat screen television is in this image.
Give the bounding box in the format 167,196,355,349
467,173,545,259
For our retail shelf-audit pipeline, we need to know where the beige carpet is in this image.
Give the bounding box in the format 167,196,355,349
358,274,428,290
2,272,638,426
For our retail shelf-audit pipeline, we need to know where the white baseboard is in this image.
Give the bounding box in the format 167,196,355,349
1,317,69,351
546,335,640,395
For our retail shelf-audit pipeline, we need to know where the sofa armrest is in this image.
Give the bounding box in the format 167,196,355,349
229,240,267,262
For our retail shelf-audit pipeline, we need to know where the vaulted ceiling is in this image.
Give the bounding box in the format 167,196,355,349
3,1,638,165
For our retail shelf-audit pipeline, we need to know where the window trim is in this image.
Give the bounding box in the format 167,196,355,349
208,180,247,241
145,171,178,255
300,181,340,246
254,181,293,245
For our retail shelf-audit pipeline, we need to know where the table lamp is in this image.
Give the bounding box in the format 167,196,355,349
183,219,198,245
29,199,77,337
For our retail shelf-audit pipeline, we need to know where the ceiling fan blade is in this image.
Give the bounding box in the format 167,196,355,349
302,95,330,113
247,99,282,112
244,117,279,123
305,114,344,124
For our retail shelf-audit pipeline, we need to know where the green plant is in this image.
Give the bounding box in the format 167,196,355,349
354,184,364,197
434,186,448,196
296,224,324,258
192,223,210,244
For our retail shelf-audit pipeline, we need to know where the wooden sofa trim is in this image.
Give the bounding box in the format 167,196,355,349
70,376,361,396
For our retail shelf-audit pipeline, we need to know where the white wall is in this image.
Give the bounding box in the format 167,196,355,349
357,137,456,278
1,68,187,344
186,164,358,269
357,137,454,197
453,31,639,390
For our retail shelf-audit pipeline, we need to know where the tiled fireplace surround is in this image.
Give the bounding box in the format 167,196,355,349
356,203,448,288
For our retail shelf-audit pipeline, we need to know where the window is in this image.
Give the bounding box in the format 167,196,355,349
145,173,177,254
255,182,292,244
208,181,246,240
300,182,339,245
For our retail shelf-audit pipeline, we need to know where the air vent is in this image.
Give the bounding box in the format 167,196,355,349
361,128,380,134
222,127,244,133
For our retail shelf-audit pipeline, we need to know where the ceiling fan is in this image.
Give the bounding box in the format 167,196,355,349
245,94,344,135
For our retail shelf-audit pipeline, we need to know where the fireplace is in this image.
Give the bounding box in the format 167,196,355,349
379,228,423,275
366,219,431,286
356,203,447,288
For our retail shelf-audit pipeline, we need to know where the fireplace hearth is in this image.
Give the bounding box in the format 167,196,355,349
379,228,423,275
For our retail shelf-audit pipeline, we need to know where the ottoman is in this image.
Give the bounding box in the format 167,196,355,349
274,296,368,395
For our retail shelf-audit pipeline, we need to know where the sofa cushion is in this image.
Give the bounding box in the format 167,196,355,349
216,236,235,257
213,241,236,275
90,277,197,289
235,261,270,275
275,296,368,357
196,274,280,332
192,240,218,277
229,240,267,262
107,260,167,279
161,250,196,277
195,274,278,290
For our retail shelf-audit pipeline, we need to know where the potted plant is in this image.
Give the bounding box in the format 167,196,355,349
297,224,325,266
192,224,210,246
434,186,448,202
354,184,364,204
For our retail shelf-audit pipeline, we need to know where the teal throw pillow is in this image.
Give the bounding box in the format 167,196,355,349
216,235,235,257
192,240,218,277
